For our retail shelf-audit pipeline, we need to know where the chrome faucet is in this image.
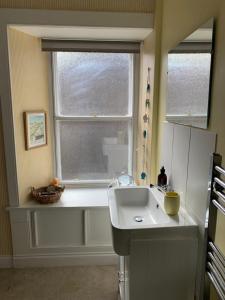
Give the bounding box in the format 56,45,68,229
108,173,135,188
116,173,134,186
157,185,172,193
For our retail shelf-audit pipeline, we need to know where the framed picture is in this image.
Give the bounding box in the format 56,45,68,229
23,111,47,150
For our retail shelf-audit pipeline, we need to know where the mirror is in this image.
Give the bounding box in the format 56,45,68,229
166,18,215,129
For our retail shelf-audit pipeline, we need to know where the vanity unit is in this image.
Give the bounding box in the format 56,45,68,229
108,186,198,300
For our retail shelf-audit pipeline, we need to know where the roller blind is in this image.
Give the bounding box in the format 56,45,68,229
170,42,212,53
42,39,140,53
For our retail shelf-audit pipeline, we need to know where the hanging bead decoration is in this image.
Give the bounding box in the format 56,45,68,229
141,67,151,182
145,99,150,108
143,130,147,139
143,113,149,123
141,171,147,180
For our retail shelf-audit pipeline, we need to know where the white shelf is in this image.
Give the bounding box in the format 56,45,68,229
8,188,109,210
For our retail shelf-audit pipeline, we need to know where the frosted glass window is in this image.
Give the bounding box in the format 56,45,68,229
55,52,131,116
167,53,211,125
59,121,129,180
53,51,136,182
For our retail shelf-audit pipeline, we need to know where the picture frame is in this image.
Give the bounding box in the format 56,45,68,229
23,111,47,150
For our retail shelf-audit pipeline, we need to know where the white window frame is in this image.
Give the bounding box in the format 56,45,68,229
52,51,139,187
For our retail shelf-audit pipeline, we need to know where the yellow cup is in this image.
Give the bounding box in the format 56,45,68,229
164,192,180,216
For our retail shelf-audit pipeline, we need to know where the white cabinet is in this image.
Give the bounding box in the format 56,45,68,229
118,236,197,300
9,203,116,267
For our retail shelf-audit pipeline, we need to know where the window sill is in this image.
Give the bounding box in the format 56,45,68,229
9,188,109,210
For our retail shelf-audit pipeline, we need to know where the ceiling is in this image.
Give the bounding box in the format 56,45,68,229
0,0,156,13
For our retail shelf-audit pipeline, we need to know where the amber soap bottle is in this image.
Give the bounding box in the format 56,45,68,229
157,166,167,187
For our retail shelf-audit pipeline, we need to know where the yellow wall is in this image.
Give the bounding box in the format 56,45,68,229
8,28,53,205
136,35,154,185
0,115,13,255
0,0,155,13
157,0,225,297
136,0,162,185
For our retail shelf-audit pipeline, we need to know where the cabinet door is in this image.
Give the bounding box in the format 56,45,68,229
129,239,197,300
31,209,84,247
85,208,112,246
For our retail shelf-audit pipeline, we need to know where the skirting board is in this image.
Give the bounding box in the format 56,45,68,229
13,253,118,268
0,256,13,268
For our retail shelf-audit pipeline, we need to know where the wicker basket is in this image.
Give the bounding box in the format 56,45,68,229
31,185,65,204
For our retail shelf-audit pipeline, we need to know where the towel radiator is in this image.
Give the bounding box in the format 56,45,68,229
206,153,225,299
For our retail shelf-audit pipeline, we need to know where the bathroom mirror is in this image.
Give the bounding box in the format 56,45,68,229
166,18,215,129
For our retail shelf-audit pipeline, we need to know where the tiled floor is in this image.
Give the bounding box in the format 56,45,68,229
0,265,118,300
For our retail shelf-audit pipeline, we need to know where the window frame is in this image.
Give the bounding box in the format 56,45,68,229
51,51,139,187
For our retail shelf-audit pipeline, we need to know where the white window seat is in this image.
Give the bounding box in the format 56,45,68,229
9,188,109,210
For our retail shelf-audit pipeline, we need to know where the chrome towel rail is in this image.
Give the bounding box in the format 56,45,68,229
207,271,225,299
213,200,225,217
207,240,225,299
207,262,225,293
209,242,225,268
214,190,225,202
206,153,225,300
208,252,225,283
215,165,225,177
215,177,225,190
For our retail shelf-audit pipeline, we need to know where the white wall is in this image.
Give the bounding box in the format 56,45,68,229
160,122,216,216
160,122,216,299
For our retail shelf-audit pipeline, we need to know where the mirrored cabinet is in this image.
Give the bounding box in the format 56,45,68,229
166,18,215,129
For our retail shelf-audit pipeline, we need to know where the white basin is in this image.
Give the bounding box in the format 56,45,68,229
108,186,197,255
109,186,172,229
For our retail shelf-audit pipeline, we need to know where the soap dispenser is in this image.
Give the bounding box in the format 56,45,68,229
157,166,167,187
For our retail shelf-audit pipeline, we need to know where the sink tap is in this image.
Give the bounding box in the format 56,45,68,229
118,175,134,186
116,173,135,186
157,185,169,193
108,173,135,188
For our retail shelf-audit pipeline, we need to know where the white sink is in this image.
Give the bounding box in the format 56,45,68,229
108,186,197,255
108,186,172,229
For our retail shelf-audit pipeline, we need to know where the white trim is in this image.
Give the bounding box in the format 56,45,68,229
52,53,62,179
83,210,88,245
63,181,111,188
30,211,39,248
11,25,153,41
52,52,60,116
128,54,134,175
55,115,133,121
166,114,208,127
0,256,13,268
47,53,57,176
55,120,62,179
132,53,140,178
166,114,207,118
13,253,117,268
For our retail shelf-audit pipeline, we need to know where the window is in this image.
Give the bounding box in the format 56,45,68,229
52,51,138,184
